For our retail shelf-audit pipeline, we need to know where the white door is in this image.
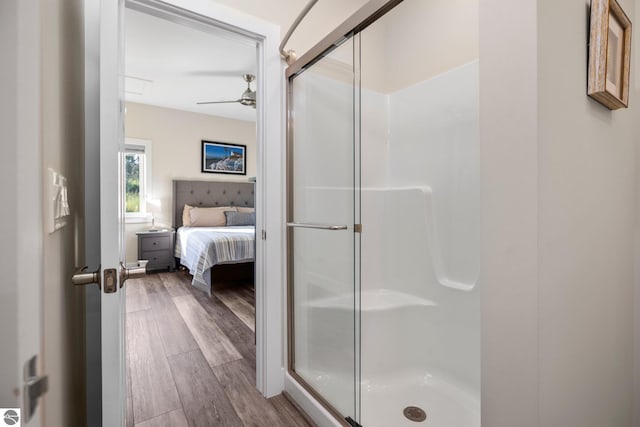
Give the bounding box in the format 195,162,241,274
98,0,128,424
84,0,128,425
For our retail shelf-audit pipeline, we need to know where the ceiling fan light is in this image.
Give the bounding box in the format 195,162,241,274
239,88,256,106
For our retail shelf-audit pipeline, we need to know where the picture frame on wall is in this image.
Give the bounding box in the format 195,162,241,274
588,0,632,110
201,140,247,175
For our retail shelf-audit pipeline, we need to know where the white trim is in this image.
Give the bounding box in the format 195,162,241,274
124,215,153,224
124,137,153,221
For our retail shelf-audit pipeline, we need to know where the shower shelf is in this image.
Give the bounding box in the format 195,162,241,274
307,289,436,312
300,185,479,291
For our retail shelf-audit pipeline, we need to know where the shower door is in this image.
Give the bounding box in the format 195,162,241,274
287,35,361,424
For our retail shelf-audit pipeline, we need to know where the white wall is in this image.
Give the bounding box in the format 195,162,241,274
479,0,540,424
124,102,256,262
537,0,637,425
481,0,639,426
0,0,20,410
634,2,640,424
360,0,479,94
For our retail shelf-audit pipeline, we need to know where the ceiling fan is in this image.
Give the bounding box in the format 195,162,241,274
197,73,256,108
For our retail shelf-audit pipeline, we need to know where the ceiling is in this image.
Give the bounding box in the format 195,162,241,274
125,8,258,122
210,0,369,56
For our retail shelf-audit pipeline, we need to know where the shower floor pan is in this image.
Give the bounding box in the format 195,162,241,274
360,371,479,427
297,369,479,427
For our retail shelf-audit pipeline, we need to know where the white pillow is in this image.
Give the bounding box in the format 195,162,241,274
237,207,255,213
189,206,237,227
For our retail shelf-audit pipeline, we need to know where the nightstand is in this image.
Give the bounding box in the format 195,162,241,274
136,229,175,272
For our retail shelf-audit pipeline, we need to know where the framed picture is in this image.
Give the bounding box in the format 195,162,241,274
588,0,632,110
201,140,246,175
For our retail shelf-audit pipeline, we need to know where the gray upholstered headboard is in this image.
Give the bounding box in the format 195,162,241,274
172,180,255,228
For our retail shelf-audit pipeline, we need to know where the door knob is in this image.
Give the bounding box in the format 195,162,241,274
119,261,148,288
72,266,101,288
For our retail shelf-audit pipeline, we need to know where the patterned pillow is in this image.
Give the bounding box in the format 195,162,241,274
224,211,255,226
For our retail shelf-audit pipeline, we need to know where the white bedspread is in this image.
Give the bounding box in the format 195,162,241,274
175,226,255,290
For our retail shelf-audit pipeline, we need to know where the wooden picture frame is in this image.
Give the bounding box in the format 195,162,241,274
201,140,247,175
588,0,632,110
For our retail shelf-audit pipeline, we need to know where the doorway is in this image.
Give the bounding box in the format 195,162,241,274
120,3,285,425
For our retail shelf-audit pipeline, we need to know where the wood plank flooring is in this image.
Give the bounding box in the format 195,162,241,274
125,271,313,427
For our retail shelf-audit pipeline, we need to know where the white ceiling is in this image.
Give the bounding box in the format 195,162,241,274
125,8,258,122
210,0,369,56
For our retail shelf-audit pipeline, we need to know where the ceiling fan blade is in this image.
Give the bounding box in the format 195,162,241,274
196,99,242,105
196,74,257,108
187,70,255,78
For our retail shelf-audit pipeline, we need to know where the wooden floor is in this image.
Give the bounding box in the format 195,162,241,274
125,271,312,427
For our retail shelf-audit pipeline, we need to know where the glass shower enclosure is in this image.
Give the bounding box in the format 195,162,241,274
287,34,360,422
287,0,480,425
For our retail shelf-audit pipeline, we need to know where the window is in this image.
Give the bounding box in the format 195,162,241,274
125,151,144,213
124,138,152,222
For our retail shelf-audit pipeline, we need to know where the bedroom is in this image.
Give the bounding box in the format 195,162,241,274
121,7,303,426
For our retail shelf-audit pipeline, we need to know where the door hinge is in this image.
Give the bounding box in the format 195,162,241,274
23,355,48,423
345,417,362,427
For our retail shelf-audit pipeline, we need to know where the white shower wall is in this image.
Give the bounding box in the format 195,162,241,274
389,61,480,288
360,60,480,392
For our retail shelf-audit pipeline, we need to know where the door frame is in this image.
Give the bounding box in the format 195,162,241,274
90,0,285,407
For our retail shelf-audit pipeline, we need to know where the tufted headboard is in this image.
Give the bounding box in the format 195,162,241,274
172,180,255,228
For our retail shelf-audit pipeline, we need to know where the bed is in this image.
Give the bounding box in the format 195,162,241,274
172,180,255,295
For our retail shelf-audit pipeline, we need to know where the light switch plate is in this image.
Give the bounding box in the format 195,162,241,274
48,168,70,233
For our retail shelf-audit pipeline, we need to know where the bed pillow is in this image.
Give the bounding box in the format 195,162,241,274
237,207,255,213
189,206,237,227
182,204,194,226
225,210,256,226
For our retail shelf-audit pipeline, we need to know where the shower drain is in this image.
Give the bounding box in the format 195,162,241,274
403,406,427,422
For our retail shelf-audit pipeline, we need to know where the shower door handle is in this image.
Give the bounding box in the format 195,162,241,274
286,222,348,231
